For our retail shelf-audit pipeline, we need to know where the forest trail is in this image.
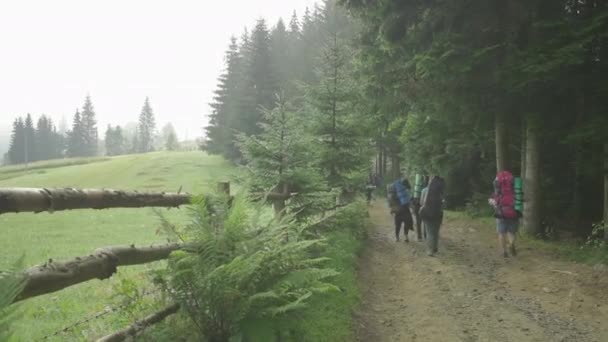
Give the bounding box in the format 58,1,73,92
354,202,608,342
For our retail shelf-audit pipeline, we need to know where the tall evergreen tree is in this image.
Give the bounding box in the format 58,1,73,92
205,37,243,159
104,125,124,156
80,95,98,156
7,118,25,164
35,115,57,161
137,97,156,153
67,109,85,157
23,114,35,164
161,123,179,151
307,1,370,188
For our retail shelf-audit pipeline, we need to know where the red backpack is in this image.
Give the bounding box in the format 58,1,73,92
493,171,517,219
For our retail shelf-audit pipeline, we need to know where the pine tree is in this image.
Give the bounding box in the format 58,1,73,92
270,19,291,91
23,114,35,164
67,109,85,157
161,123,179,151
79,96,98,156
7,118,25,164
35,115,56,161
137,97,156,153
238,94,325,215
244,19,278,134
104,125,124,156
205,37,242,159
307,1,370,188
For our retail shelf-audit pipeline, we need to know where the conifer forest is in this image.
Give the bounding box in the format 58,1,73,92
1,1,608,341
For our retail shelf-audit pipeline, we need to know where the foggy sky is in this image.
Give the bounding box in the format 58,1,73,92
0,0,317,142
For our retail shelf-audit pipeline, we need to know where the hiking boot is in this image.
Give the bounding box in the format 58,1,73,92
503,251,509,258
509,244,517,257
404,237,409,243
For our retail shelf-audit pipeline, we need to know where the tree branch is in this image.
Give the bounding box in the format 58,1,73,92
96,303,180,342
0,187,191,214
14,243,182,302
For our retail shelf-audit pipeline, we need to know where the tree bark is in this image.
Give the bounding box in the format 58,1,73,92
96,303,180,342
0,188,191,214
14,243,182,302
495,112,509,172
523,120,542,236
520,121,526,179
391,154,400,180
572,87,585,224
604,143,608,240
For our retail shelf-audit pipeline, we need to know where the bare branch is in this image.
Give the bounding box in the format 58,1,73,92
0,187,191,214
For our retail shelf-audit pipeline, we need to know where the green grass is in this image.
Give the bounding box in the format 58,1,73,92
288,203,368,341
0,151,236,341
451,210,608,265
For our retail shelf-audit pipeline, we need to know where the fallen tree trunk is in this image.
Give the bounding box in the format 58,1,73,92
15,243,182,302
96,303,180,342
0,187,191,214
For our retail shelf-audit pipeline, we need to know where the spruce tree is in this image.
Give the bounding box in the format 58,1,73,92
7,118,25,164
137,97,156,153
80,95,98,156
35,115,56,161
205,37,242,159
67,110,85,157
307,1,370,188
23,114,36,164
161,123,179,151
238,94,325,216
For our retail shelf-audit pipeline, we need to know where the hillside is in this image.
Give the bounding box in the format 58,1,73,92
0,151,234,341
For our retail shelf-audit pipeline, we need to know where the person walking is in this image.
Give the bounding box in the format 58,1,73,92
489,170,520,258
388,176,414,242
412,174,429,241
419,176,445,256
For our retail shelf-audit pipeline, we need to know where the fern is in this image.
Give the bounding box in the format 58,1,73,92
160,193,343,341
0,255,26,341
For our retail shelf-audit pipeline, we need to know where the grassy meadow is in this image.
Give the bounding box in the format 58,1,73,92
0,151,235,341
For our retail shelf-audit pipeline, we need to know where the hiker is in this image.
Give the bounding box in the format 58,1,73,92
365,176,376,205
420,176,445,256
412,174,429,241
388,175,414,242
489,170,520,258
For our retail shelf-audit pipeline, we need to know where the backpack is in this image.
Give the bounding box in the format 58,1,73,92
420,177,444,220
493,171,517,219
387,183,401,212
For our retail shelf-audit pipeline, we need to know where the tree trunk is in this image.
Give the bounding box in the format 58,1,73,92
391,154,400,180
0,188,191,214
604,143,608,240
272,183,288,217
495,112,509,172
520,122,526,179
96,303,180,342
572,88,585,224
14,243,182,303
523,120,542,236
382,148,388,177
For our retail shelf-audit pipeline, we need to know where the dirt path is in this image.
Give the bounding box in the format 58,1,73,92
354,202,608,342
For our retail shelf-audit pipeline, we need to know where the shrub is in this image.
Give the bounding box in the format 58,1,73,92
161,194,343,341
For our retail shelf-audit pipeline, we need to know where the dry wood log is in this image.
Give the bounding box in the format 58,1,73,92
0,187,191,214
96,303,180,342
14,243,182,302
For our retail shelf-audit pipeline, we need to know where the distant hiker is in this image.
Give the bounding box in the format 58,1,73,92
489,170,520,258
412,174,429,241
365,177,376,205
388,176,414,242
420,176,445,256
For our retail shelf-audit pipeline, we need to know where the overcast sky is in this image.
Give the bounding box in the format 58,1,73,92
0,0,318,141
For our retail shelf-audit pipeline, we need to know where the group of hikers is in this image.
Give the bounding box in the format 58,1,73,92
367,169,523,258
